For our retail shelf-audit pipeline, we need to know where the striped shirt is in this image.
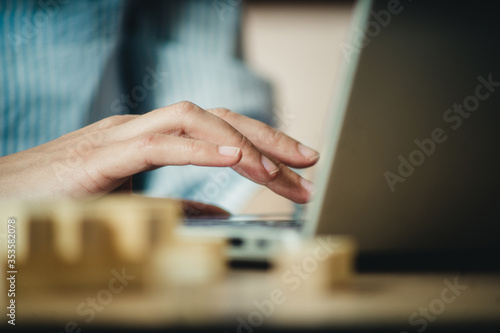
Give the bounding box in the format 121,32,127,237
0,0,273,211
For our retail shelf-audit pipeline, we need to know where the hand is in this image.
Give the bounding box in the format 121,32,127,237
0,101,319,203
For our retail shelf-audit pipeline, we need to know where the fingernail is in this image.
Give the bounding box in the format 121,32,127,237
300,178,315,195
298,143,319,160
261,155,279,175
218,146,241,157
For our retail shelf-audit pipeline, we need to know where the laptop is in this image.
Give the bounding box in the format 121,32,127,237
180,0,500,266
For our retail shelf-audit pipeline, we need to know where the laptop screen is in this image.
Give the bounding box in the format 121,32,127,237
306,1,500,260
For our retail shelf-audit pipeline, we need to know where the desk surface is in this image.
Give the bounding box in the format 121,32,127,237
13,271,500,332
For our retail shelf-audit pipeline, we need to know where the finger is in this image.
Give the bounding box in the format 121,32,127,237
207,108,319,168
111,101,281,183
233,158,314,204
90,134,242,181
264,164,315,204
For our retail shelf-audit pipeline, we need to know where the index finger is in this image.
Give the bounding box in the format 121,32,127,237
207,108,319,168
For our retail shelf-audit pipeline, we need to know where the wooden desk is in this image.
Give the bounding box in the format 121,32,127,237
11,271,500,332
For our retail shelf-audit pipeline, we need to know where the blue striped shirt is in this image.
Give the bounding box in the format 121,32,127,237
0,0,273,211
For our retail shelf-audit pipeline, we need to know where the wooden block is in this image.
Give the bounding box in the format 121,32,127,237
51,200,84,264
149,237,227,288
1,195,183,294
274,235,357,291
0,195,233,326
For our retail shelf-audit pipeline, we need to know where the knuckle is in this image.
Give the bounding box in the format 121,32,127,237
138,133,161,149
210,107,234,122
185,139,203,155
213,107,232,118
168,101,200,124
269,127,287,146
234,132,251,151
175,100,197,115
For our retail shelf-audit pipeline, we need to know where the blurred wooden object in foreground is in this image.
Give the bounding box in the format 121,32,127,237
0,195,227,325
273,236,357,292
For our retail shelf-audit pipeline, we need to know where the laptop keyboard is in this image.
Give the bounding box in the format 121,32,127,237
183,217,303,229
